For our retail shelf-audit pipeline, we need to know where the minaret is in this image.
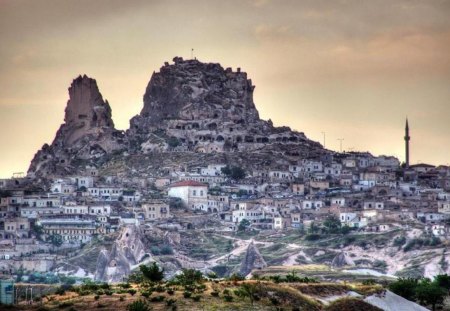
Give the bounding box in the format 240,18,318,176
405,118,410,168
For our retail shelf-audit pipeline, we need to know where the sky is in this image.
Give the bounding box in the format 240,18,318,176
1,0,449,177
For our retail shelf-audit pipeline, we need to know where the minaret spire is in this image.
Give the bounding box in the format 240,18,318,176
405,118,410,168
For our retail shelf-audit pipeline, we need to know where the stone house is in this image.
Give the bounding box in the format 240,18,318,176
141,200,170,221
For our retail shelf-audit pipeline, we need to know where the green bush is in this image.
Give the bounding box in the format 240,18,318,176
304,234,321,241
149,295,165,302
119,283,132,289
183,291,192,298
160,245,174,255
126,300,152,311
223,295,233,302
166,289,174,295
166,298,176,306
128,289,137,296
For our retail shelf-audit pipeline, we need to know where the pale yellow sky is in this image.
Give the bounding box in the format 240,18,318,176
1,0,450,177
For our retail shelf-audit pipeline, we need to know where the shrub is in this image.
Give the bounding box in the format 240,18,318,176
174,269,204,286
119,283,132,289
166,298,176,306
304,234,321,241
128,289,137,296
183,291,192,298
126,300,152,311
150,246,161,255
192,295,201,302
140,262,165,283
388,278,419,301
223,295,233,302
160,245,173,255
150,295,165,302
100,283,110,289
206,272,217,279
154,285,165,292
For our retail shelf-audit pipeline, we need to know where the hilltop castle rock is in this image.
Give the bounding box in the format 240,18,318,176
28,75,126,178
28,58,327,178
128,57,323,155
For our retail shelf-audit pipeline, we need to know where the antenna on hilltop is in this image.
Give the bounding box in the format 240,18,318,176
337,138,344,153
191,48,194,59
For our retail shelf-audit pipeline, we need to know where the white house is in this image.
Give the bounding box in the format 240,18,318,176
168,180,208,210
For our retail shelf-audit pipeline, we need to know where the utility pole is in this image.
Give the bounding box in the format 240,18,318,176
321,132,326,148
337,138,344,153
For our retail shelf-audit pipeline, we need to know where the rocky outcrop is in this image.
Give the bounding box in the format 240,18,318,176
27,58,328,179
331,252,355,268
239,241,267,277
94,225,149,283
128,57,325,156
28,75,126,178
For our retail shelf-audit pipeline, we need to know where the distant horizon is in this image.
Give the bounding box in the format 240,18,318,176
1,0,449,177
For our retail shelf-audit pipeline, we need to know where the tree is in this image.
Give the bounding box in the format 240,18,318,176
48,233,63,247
238,219,251,232
140,262,164,283
31,224,44,240
167,136,180,148
308,222,319,234
323,215,341,234
174,269,204,286
434,274,450,290
415,280,447,311
236,282,259,306
221,165,246,180
388,278,419,301
230,166,246,180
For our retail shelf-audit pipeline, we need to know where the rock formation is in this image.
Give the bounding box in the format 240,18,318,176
94,225,149,283
239,241,267,277
128,57,324,156
331,252,355,268
28,75,126,178
28,58,328,178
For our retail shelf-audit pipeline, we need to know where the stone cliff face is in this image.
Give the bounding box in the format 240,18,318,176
95,225,149,283
28,75,126,178
128,57,324,155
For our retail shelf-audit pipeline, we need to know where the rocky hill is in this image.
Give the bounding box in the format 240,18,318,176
128,57,324,156
28,75,126,178
28,57,327,178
